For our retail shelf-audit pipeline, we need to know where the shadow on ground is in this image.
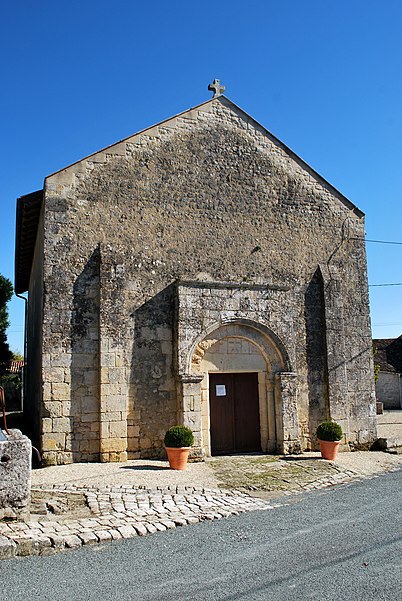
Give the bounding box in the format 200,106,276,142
119,465,171,471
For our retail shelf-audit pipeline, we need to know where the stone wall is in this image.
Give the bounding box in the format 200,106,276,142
376,372,402,409
29,96,376,463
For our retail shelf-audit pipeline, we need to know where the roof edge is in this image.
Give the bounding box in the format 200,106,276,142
46,97,217,180
217,96,364,218
15,190,43,294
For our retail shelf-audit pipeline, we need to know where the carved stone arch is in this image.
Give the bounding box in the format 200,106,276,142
188,318,293,375
179,319,300,458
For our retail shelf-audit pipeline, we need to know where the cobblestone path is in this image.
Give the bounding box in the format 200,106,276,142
1,452,401,560
0,485,275,559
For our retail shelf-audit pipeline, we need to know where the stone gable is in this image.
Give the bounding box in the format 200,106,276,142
16,95,377,464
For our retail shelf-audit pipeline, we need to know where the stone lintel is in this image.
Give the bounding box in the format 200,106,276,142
177,374,204,384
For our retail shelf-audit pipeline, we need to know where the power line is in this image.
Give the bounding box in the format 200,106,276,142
352,237,402,245
366,239,402,245
351,237,402,286
369,283,402,287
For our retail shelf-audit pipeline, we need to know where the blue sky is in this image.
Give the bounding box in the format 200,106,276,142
1,0,401,353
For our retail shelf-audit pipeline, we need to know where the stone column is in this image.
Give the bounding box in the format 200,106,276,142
322,275,350,438
321,257,377,448
98,340,128,462
177,374,204,460
98,247,128,462
275,372,301,454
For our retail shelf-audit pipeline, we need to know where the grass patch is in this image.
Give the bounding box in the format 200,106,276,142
208,454,339,491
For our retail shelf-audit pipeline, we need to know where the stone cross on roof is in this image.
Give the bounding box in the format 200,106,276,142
208,79,225,97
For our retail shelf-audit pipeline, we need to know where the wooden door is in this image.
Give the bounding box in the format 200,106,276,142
209,372,261,455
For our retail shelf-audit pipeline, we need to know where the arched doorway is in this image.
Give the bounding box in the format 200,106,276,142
189,321,294,456
209,370,261,455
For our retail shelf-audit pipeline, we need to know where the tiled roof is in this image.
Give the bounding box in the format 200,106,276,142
373,336,402,373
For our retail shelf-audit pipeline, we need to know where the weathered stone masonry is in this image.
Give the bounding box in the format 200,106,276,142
15,95,377,464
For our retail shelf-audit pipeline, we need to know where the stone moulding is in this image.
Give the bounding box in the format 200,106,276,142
176,278,291,292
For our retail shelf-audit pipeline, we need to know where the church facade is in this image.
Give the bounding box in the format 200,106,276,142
15,90,377,465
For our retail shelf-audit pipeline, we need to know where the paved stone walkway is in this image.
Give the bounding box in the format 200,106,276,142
1,462,396,560
0,485,274,559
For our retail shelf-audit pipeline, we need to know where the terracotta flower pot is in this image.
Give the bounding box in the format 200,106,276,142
319,439,341,461
165,447,191,470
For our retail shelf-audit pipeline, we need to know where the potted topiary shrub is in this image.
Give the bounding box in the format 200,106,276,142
164,426,194,470
316,421,343,461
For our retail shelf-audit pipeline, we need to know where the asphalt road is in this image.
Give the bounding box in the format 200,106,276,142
2,468,402,601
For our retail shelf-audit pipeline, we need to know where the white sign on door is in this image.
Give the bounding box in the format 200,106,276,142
216,385,226,396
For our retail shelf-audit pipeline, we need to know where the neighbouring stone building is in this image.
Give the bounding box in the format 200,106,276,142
15,83,377,465
373,336,402,409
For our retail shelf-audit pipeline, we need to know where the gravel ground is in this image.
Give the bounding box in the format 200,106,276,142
324,449,402,475
31,451,402,492
31,457,221,489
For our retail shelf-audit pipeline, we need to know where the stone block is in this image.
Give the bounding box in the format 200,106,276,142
88,439,100,453
52,417,71,432
43,401,63,417
14,536,33,556
42,433,66,451
101,353,117,367
0,430,32,522
42,418,53,433
84,370,98,385
32,535,53,556
51,383,70,401
128,425,140,438
42,353,51,368
47,367,67,383
0,536,16,559
105,410,126,423
81,412,99,423
100,437,127,453
100,450,127,462
43,383,52,401
109,421,127,438
64,535,82,549
50,353,71,368
108,367,126,383
100,367,110,384
81,396,99,413
102,380,122,397
41,451,58,466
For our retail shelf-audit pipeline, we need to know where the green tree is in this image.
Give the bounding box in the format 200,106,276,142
0,274,13,367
